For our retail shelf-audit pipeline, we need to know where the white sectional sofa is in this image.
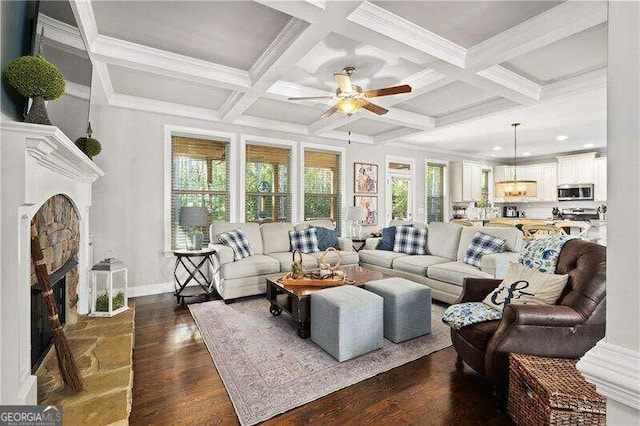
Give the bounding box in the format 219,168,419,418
359,221,523,304
208,220,358,302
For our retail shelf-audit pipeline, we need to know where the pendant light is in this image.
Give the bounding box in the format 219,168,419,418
495,123,537,198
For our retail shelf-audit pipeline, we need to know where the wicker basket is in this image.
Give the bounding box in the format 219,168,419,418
508,353,606,425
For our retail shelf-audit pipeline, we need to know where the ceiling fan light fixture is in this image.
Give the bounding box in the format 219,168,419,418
337,98,363,116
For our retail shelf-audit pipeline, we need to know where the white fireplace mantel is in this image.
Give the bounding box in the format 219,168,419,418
0,121,104,405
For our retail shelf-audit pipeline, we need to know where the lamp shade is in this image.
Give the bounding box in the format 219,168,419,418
495,180,538,198
346,206,367,221
179,206,209,227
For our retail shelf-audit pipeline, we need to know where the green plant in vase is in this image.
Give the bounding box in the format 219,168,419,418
75,123,102,160
95,291,125,312
3,55,65,125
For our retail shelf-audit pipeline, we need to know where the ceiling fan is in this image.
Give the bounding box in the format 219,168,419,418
287,67,412,119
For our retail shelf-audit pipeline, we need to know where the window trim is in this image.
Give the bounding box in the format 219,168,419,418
385,155,416,225
424,159,449,223
240,135,298,224
299,142,346,232
163,125,238,255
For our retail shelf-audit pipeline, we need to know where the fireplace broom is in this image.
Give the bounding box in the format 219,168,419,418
30,224,84,392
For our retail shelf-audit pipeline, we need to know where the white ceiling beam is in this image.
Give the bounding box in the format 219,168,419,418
319,130,374,145
382,109,435,130
309,114,351,135
375,128,424,144
37,14,86,52
476,65,542,100
346,1,466,67
540,67,607,100
69,0,99,47
255,0,325,24
91,35,251,92
64,80,90,100
110,93,221,122
435,97,518,128
465,1,608,71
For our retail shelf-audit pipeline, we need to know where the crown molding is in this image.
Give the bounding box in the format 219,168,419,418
466,1,607,70
347,1,466,68
109,93,221,122
64,80,90,100
577,340,640,411
91,35,251,91
37,13,85,52
541,67,607,100
256,0,325,24
374,127,423,144
70,0,99,47
249,18,309,82
435,97,517,129
476,65,542,100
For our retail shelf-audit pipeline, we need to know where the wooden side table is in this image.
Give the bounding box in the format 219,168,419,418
173,248,219,304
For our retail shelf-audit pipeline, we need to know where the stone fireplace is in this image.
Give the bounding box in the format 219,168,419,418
30,195,81,370
0,122,103,405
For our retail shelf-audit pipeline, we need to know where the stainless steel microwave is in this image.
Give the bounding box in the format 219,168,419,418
557,184,594,201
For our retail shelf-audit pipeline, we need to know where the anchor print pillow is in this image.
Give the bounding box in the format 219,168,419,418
483,262,569,310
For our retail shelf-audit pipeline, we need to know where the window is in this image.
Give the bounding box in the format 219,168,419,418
304,149,342,230
426,163,444,223
245,144,291,223
171,136,229,249
386,157,415,223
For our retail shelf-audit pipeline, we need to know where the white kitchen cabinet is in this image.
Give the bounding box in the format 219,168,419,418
557,153,596,184
451,162,490,202
594,157,607,201
539,163,558,202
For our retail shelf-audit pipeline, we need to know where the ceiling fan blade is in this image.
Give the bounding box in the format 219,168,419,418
320,104,338,119
361,100,388,116
364,84,412,98
287,96,333,101
334,73,353,93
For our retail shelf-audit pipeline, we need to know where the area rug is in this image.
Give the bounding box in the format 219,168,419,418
189,297,450,425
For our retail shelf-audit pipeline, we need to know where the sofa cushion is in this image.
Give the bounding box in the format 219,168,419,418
211,222,263,254
358,250,408,269
463,232,507,267
267,251,318,272
457,226,522,260
289,228,320,254
390,219,427,230
309,250,359,266
313,226,339,250
260,222,294,254
218,229,255,261
393,225,427,255
426,222,463,260
393,255,450,276
221,254,280,280
427,261,492,285
379,226,402,251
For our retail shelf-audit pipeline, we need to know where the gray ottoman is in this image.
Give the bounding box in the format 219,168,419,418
310,285,383,362
365,277,432,343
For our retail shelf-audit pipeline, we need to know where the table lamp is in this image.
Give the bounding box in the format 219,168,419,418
179,206,209,250
346,206,367,238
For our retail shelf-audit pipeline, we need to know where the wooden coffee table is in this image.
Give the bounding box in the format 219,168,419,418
265,265,389,338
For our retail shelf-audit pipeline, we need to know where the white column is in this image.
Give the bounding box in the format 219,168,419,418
577,2,640,424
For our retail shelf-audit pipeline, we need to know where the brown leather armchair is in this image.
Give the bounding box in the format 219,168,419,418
451,239,606,394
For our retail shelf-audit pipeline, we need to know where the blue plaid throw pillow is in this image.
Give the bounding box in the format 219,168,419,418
393,225,427,255
218,229,254,261
463,232,507,267
289,228,320,254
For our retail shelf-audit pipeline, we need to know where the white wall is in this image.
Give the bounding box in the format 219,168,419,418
90,105,466,291
577,2,640,423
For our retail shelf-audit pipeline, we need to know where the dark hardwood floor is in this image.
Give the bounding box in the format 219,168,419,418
129,293,511,425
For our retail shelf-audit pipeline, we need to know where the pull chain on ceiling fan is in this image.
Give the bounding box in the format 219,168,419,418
287,67,412,119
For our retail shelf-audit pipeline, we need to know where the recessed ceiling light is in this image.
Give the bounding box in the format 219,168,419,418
584,143,595,148
522,152,531,157
556,135,568,141
490,154,496,157
492,146,501,151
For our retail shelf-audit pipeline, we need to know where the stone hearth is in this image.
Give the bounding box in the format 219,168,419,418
37,306,135,425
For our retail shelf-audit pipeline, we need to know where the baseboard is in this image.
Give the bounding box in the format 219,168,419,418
577,339,640,411
128,282,174,298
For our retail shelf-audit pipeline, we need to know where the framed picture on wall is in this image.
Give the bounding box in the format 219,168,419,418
354,162,378,194
355,196,378,225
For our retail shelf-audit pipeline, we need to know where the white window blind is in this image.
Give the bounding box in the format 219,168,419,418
426,162,444,223
171,136,230,249
245,143,292,223
304,149,342,232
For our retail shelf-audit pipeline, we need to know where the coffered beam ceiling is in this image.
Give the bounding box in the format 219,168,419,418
66,0,607,148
